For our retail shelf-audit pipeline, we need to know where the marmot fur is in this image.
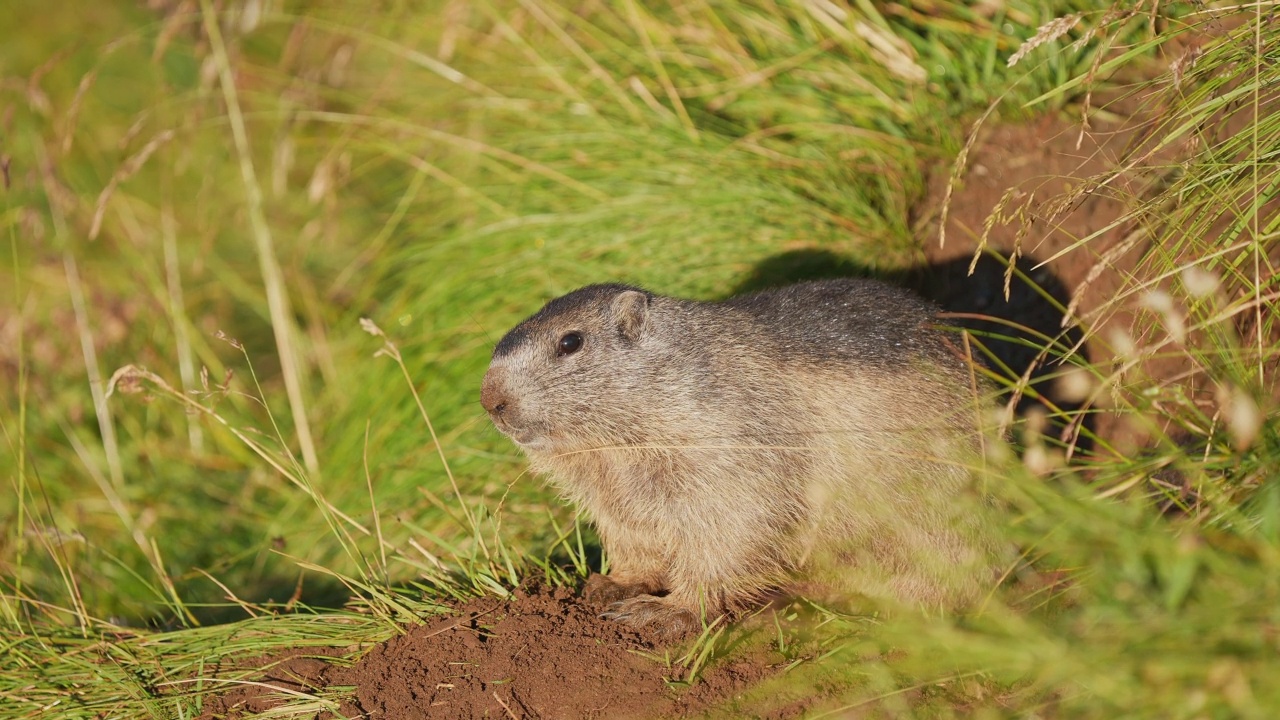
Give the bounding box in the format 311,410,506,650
481,279,999,635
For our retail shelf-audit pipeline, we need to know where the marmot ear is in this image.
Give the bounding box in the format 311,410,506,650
610,290,650,342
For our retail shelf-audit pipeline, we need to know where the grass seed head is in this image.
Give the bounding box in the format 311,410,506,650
1055,366,1097,404
1215,383,1263,451
1008,14,1082,68
1180,266,1220,298
1139,289,1187,344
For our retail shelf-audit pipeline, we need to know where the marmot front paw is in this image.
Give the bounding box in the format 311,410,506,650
600,595,700,638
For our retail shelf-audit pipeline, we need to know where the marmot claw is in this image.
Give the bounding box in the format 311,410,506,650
601,595,699,638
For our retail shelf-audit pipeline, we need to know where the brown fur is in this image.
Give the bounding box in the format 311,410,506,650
481,279,1000,636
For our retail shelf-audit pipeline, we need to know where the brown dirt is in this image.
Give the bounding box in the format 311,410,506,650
920,88,1279,455
914,104,1190,453
921,111,1145,445
196,584,786,720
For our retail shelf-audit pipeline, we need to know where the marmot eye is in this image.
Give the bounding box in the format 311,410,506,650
557,332,583,357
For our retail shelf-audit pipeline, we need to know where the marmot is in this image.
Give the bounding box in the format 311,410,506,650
481,279,1000,635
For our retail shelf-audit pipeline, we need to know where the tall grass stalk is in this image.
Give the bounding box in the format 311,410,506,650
199,0,319,477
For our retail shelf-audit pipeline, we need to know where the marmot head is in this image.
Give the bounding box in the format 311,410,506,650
481,284,659,455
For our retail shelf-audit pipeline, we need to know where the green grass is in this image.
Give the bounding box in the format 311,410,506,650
2,0,1278,717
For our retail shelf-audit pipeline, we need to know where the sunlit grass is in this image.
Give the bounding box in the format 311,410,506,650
2,0,1277,717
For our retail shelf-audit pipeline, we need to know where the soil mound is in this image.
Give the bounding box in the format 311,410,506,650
198,584,782,720
337,584,670,719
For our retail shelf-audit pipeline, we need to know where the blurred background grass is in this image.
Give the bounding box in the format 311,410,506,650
2,0,1277,717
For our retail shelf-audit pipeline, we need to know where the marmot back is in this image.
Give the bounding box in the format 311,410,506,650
723,279,957,368
481,278,999,636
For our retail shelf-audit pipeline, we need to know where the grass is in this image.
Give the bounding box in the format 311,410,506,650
2,0,1277,717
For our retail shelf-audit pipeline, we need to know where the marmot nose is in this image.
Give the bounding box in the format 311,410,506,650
480,373,509,418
